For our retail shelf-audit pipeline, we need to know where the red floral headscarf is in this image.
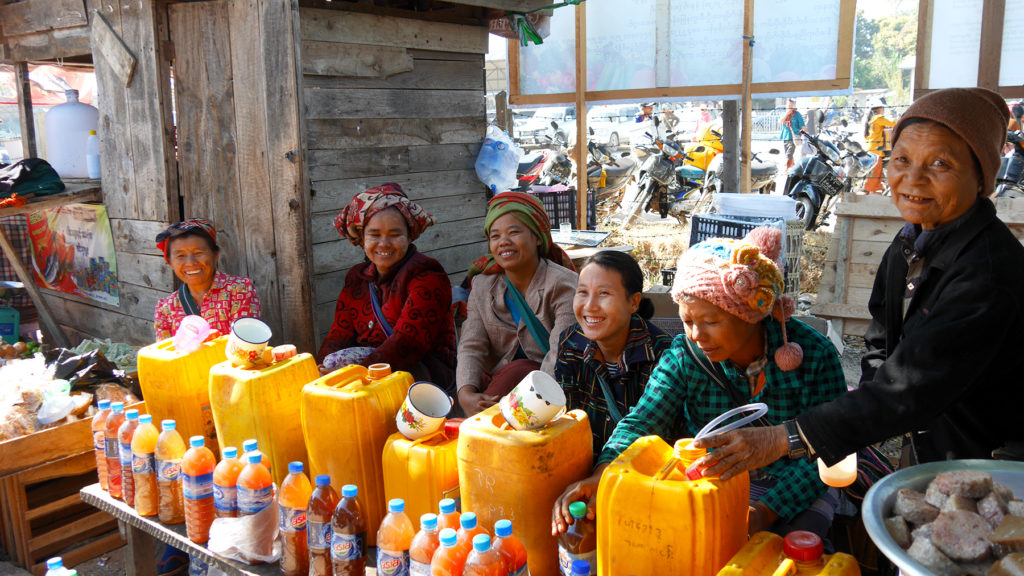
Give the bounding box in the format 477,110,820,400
334,183,435,246
155,218,218,263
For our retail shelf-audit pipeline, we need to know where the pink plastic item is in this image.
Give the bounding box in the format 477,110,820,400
173,315,211,354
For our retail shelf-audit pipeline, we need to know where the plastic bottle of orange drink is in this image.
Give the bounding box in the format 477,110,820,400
213,446,243,518
558,502,595,576
437,498,459,533
117,409,140,507
242,438,272,476
91,399,111,490
456,512,487,559
155,419,186,524
131,414,159,516
464,534,504,576
378,498,415,575
308,474,338,576
237,453,275,559
279,461,312,576
103,402,126,498
332,484,367,576
430,528,464,576
182,436,216,543
410,513,440,576
492,519,528,576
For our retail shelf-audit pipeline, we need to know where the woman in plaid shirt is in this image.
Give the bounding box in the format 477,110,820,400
552,227,845,540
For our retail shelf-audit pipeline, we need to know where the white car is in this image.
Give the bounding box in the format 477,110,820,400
586,105,636,148
515,106,577,146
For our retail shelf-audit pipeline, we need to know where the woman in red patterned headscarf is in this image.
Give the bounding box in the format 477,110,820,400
317,183,456,392
154,218,262,341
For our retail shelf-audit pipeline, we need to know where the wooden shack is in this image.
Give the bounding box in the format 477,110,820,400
0,0,552,353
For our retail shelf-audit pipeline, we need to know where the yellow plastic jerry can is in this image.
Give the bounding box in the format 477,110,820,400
717,531,861,576
208,353,318,485
300,364,413,546
596,436,750,576
382,427,460,527
458,405,593,576
137,336,228,453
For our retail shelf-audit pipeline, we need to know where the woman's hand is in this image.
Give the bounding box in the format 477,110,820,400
458,387,498,416
551,465,607,536
747,501,780,537
692,425,789,481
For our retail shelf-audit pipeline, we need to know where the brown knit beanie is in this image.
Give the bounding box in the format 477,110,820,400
892,87,1009,197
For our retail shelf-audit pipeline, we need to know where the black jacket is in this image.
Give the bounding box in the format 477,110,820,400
799,198,1024,465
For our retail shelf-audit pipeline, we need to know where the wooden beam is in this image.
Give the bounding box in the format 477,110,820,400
740,0,753,194
0,0,88,37
835,0,856,82
3,25,91,62
14,62,37,159
301,41,414,77
915,0,932,97
574,1,586,230
722,100,740,194
90,9,137,87
300,8,489,54
978,0,1005,90
441,0,553,11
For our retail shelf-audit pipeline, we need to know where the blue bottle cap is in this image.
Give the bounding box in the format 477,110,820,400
97,399,110,410
45,558,63,570
460,512,477,529
189,436,204,448
125,409,139,420
138,414,152,425
315,475,331,487
247,453,262,465
439,528,457,547
439,498,456,514
223,447,238,459
388,499,405,513
421,513,438,530
242,438,258,452
472,533,491,552
571,559,591,575
494,519,512,538
161,419,176,431
288,461,303,474
342,484,358,498
111,402,124,412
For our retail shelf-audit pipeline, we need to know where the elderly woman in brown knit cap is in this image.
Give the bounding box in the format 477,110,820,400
695,87,1024,478
317,183,456,390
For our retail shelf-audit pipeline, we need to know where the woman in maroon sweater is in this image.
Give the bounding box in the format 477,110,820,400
317,183,456,391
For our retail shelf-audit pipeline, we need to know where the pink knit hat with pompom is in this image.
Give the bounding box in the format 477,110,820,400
671,226,803,371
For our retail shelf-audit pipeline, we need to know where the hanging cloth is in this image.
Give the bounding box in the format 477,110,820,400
504,279,550,355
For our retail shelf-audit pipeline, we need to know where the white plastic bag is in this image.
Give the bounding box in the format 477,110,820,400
475,125,521,193
207,486,281,565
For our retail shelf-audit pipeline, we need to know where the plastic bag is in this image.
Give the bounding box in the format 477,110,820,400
475,125,521,193
322,347,374,372
36,379,75,425
207,487,281,564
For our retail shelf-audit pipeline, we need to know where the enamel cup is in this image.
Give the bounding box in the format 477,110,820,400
499,370,566,431
226,317,272,368
396,381,453,440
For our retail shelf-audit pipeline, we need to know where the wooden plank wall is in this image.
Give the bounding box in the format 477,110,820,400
299,7,491,344
0,0,91,62
811,195,1024,337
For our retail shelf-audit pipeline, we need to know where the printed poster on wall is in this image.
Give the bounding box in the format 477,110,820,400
26,203,119,306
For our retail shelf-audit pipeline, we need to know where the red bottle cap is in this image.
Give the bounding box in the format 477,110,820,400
444,418,464,439
783,531,824,563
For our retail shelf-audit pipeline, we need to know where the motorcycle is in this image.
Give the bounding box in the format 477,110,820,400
994,131,1024,199
832,130,884,195
627,119,704,224
700,148,781,198
585,127,639,215
513,121,573,191
783,129,849,230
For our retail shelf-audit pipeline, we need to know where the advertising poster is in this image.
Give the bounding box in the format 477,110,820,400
26,203,119,306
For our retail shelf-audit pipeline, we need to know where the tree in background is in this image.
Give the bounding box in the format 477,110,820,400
853,9,917,103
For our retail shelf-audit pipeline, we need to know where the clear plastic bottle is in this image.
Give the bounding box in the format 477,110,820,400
86,130,100,179
104,402,126,499
558,502,595,576
117,409,140,507
279,462,312,576
429,528,465,576
377,498,415,576
570,560,590,575
242,438,271,476
332,484,367,576
213,446,243,518
464,534,504,576
437,498,459,533
237,453,275,559
182,436,216,543
155,419,186,524
308,475,339,576
131,414,160,516
91,399,111,490
492,519,528,576
44,557,67,576
409,513,440,576
456,512,487,560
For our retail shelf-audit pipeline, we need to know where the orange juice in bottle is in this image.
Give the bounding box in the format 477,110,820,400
464,534,504,576
182,436,216,543
377,498,415,575
492,519,528,576
456,512,487,559
131,414,160,516
104,402,127,499
558,502,595,576
308,475,339,576
410,513,440,576
237,452,275,558
332,484,367,576
155,419,186,524
242,438,272,477
213,446,243,518
117,409,140,507
430,528,465,576
437,498,459,533
279,461,312,576
91,399,111,490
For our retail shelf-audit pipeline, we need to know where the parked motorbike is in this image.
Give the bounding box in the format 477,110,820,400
832,130,883,195
994,131,1024,199
783,129,848,230
700,148,781,198
627,119,704,224
513,121,573,191
585,127,639,214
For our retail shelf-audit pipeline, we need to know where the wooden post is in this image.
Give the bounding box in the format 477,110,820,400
722,100,740,194
740,0,754,194
14,62,37,159
978,0,1005,90
574,2,588,230
496,89,510,133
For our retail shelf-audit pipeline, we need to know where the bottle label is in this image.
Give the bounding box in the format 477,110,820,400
157,458,181,481
237,485,273,515
119,442,132,466
410,560,430,576
512,562,530,576
307,520,331,550
213,484,237,512
183,472,214,500
376,548,409,576
93,431,105,454
132,452,155,475
331,531,365,561
279,504,307,532
558,547,595,576
104,436,118,459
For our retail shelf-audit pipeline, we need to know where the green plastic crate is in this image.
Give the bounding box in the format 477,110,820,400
0,307,18,344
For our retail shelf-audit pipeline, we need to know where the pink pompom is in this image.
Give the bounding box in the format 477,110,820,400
771,295,796,322
774,342,804,371
744,226,783,262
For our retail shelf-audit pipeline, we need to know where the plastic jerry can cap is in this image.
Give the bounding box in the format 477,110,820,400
315,474,331,487
367,363,392,380
569,501,587,519
444,418,464,439
783,530,824,562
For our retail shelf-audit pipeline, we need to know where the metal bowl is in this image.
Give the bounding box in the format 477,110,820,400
862,459,1024,576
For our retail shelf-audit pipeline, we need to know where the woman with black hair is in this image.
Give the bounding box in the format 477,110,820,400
553,251,672,457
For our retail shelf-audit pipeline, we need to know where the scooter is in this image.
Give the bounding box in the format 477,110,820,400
833,131,883,195
513,121,573,191
585,128,639,214
783,129,848,230
700,148,781,197
994,131,1024,199
627,119,703,224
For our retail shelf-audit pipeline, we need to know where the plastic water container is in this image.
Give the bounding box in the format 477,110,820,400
86,131,100,179
43,90,99,178
382,427,460,525
457,405,593,576
716,531,861,576
596,436,750,576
